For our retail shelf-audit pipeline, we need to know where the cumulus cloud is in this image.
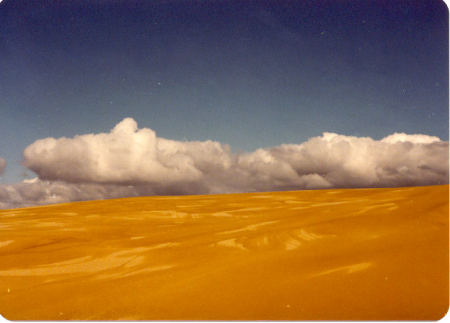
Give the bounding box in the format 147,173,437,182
0,118,447,208
381,133,441,144
23,118,232,187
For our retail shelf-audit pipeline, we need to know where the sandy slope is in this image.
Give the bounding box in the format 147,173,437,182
0,185,448,320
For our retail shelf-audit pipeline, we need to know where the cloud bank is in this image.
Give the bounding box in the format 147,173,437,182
0,118,448,208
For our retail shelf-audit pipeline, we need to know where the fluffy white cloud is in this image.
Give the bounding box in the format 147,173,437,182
266,132,448,188
0,118,447,208
23,118,232,186
381,133,441,144
0,158,6,175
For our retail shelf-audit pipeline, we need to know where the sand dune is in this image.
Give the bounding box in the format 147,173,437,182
0,185,448,320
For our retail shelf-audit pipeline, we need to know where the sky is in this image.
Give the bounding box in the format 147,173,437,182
0,0,448,208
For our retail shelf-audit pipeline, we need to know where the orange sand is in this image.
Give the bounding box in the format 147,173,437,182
0,185,448,320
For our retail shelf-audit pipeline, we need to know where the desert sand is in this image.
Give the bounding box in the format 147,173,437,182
0,185,448,320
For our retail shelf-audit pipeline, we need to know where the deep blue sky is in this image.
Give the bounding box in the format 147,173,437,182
0,0,448,183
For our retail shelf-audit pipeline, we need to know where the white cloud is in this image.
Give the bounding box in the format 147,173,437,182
0,158,5,175
23,118,231,186
0,179,139,209
0,118,447,208
266,132,448,188
381,132,441,144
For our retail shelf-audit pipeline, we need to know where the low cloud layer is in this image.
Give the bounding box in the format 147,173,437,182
0,158,5,175
0,179,138,209
0,118,448,208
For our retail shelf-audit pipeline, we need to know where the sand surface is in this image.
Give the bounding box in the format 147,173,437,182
0,185,448,320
